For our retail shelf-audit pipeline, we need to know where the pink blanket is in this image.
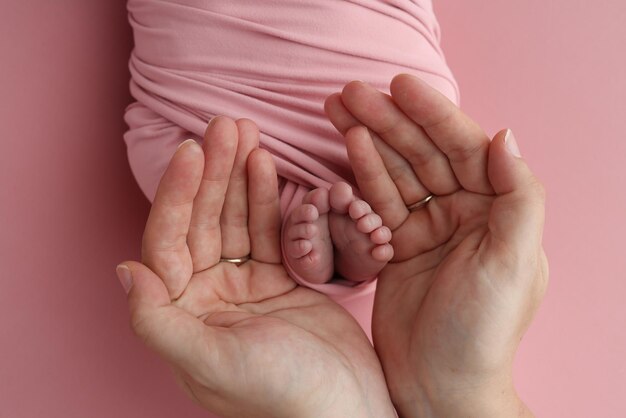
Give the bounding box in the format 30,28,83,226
124,0,458,331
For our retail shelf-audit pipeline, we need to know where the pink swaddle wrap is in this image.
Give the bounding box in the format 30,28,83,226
124,0,458,333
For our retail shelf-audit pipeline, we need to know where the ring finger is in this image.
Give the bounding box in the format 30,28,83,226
340,81,460,197
188,116,238,272
324,92,431,206
345,125,409,230
219,118,259,259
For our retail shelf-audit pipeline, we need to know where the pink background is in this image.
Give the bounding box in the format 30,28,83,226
1,1,624,417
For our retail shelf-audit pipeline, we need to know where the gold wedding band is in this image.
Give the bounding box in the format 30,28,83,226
407,194,434,212
219,255,251,266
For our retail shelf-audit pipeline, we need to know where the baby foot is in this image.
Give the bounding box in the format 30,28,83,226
328,182,393,282
283,183,393,284
283,188,334,284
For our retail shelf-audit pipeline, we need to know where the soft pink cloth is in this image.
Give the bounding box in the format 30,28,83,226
124,0,458,334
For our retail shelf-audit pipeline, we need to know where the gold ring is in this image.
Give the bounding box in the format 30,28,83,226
407,195,433,212
219,256,251,266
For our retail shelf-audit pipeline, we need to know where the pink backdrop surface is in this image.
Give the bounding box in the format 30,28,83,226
1,2,624,417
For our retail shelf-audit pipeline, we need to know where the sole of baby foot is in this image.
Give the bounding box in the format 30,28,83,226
283,187,334,284
328,182,393,282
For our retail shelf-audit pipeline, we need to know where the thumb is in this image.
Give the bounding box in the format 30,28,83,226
115,262,215,377
487,129,546,257
116,261,171,313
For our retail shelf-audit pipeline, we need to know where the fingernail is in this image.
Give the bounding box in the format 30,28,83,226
116,264,133,294
207,115,223,128
177,138,198,150
504,129,522,158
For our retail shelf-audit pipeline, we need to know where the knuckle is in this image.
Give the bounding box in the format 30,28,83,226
540,249,550,287
533,179,547,202
130,309,166,350
130,311,150,342
407,144,438,167
446,140,487,164
523,177,546,207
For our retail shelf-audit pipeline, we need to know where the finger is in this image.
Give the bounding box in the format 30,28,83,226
143,140,204,299
340,81,459,195
119,262,219,382
325,93,430,203
345,125,409,230
324,92,358,135
248,149,282,263
390,74,494,195
220,119,259,258
486,130,546,260
188,117,238,273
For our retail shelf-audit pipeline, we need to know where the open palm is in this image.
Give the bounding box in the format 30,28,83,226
326,75,547,416
120,117,394,418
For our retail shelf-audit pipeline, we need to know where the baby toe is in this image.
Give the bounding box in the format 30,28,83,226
286,239,313,258
287,222,318,240
370,225,392,245
348,200,372,220
290,203,319,223
356,213,383,234
371,243,394,262
302,187,330,214
329,182,354,214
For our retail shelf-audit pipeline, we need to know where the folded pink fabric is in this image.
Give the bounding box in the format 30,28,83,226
124,0,458,333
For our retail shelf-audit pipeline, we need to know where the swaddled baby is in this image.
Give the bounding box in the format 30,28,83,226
124,0,458,298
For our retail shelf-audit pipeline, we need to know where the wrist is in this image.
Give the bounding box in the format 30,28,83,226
393,373,533,418
298,399,397,418
294,378,397,418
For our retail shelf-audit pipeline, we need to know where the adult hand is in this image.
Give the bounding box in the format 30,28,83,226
116,117,396,418
325,75,548,417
